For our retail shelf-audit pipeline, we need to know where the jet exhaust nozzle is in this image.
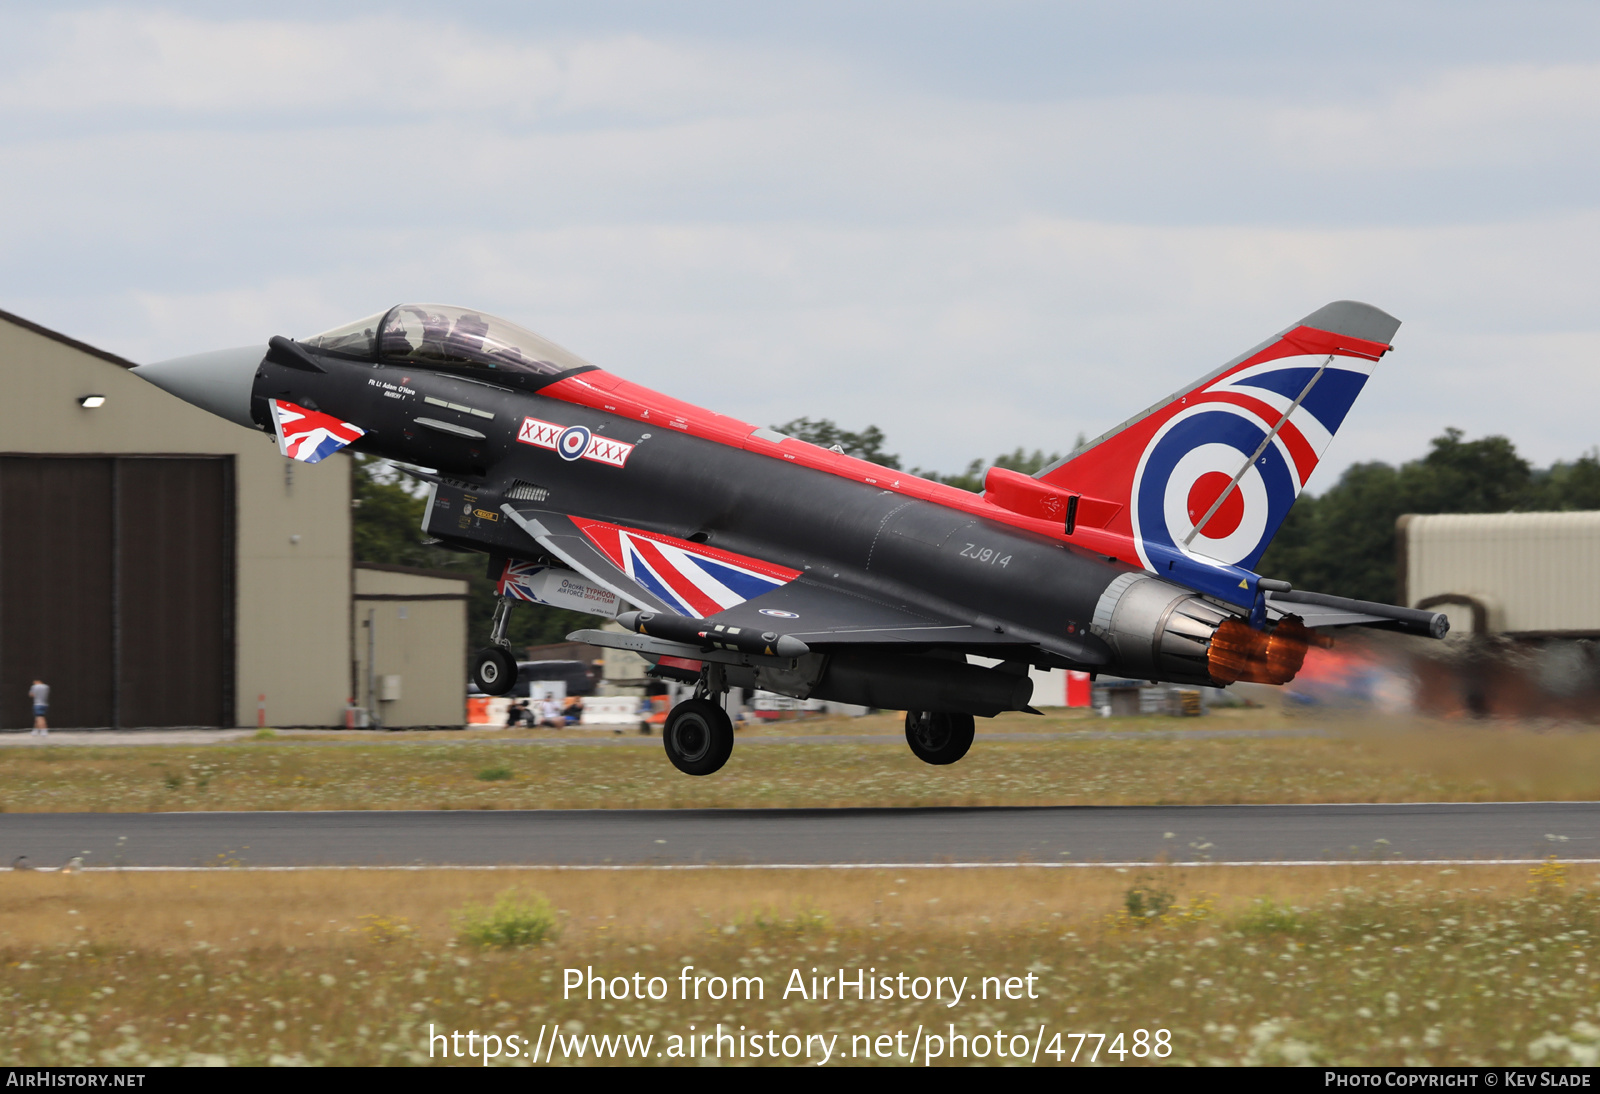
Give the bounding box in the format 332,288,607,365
1205,617,1331,686
1091,572,1327,687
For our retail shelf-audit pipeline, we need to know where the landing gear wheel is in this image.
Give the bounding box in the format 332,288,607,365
904,710,975,765
472,647,518,696
663,698,734,776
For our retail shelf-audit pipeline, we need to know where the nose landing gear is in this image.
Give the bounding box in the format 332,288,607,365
471,647,517,695
471,595,520,696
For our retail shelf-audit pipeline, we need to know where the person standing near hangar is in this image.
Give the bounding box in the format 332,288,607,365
28,678,48,736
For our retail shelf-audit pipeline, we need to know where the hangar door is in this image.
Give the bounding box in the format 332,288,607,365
0,457,234,728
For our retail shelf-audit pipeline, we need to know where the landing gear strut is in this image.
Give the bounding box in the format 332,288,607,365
904,710,975,765
471,596,520,696
663,662,734,775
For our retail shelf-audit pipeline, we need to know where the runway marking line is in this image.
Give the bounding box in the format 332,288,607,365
52,858,1600,873
116,798,1600,814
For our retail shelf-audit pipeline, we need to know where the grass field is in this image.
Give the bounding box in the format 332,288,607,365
4,709,1600,811
2,863,1598,1066
7,711,1600,1067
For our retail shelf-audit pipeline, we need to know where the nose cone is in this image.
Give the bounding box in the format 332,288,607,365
133,345,265,430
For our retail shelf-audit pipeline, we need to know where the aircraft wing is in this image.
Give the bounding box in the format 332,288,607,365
499,500,1432,654
496,502,1111,667
577,576,1112,671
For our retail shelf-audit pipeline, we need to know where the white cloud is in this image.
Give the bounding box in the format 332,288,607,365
1272,63,1600,170
0,10,846,122
17,210,1593,482
1,8,1597,483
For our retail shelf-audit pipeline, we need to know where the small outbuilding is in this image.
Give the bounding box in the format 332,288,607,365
0,308,466,729
353,563,469,728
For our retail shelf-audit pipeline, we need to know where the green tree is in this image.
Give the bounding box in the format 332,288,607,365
1258,462,1404,603
915,446,1068,493
1398,427,1530,514
351,455,457,569
771,418,1071,494
1259,428,1540,603
1528,451,1600,510
771,418,901,468
923,458,985,492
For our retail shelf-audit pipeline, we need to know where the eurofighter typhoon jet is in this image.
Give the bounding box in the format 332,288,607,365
136,301,1446,774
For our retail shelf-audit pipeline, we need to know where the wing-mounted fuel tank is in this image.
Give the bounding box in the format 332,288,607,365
1092,572,1321,686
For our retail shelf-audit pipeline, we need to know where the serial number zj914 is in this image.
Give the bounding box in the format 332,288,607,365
958,542,1012,567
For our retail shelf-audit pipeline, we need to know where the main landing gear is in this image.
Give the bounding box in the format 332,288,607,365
663,663,735,776
471,596,520,696
904,710,975,765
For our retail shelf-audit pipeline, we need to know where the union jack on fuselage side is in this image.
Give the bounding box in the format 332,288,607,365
269,399,364,464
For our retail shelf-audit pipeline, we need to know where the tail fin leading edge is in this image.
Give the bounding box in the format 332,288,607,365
1038,301,1400,574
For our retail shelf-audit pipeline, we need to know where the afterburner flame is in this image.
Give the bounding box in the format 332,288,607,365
1207,617,1330,685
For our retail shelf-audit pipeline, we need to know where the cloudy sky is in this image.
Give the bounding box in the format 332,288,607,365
3,1,1597,484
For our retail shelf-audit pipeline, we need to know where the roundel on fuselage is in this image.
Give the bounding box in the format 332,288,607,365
557,425,592,461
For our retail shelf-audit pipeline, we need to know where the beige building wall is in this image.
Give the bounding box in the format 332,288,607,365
353,564,468,727
0,312,353,726
596,620,651,695
1402,511,1600,636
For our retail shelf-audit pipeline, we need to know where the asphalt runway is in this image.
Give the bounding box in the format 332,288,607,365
0,727,1320,747
3,802,1596,869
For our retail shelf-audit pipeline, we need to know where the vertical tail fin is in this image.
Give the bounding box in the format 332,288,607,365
1037,301,1400,573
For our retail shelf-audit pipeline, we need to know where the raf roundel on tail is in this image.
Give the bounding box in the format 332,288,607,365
1037,300,1399,574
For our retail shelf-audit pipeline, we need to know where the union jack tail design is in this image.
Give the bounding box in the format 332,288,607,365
270,399,366,464
1035,301,1400,574
572,517,801,618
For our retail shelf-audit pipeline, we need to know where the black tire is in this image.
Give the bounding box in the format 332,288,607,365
663,698,734,776
472,647,518,696
904,710,975,765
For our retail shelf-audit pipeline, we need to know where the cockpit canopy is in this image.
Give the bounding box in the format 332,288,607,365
304,304,592,385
